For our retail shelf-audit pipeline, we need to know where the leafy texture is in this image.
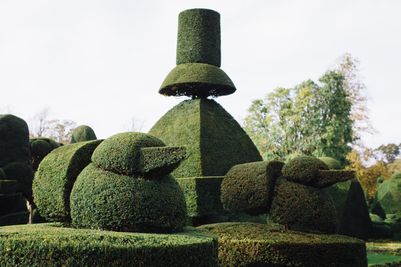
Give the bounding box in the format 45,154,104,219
319,156,342,170
315,170,355,188
0,223,218,267
270,178,337,234
325,179,372,239
30,137,60,171
282,155,329,186
177,9,220,66
221,161,284,215
177,177,223,218
0,180,17,194
70,125,97,143
149,99,262,178
33,140,102,222
376,172,401,215
159,63,236,98
71,164,187,232
199,222,367,267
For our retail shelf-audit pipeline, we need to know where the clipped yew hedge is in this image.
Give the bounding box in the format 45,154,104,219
199,222,367,267
319,156,342,170
30,137,60,171
221,160,284,215
0,223,218,267
71,164,187,233
33,140,102,222
316,170,355,188
282,155,328,186
70,125,97,143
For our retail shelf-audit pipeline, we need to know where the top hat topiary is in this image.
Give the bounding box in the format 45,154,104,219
159,8,236,98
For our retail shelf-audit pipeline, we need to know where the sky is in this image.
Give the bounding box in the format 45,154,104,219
1,0,400,148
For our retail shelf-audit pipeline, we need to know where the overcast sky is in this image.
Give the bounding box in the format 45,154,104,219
1,0,400,148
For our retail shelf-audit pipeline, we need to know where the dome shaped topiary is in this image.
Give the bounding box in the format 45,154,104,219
376,172,401,215
70,125,97,143
30,138,60,171
319,156,342,170
282,155,329,185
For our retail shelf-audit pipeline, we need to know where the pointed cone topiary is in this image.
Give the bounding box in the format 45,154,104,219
159,8,236,98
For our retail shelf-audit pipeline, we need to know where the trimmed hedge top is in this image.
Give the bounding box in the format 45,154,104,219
282,155,329,185
319,156,342,170
30,137,60,171
177,9,221,67
159,63,236,98
70,125,97,143
92,132,165,176
0,223,218,267
33,140,102,222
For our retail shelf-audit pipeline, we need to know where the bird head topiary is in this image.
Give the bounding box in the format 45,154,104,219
318,156,342,170
70,132,188,233
159,8,236,98
70,125,97,143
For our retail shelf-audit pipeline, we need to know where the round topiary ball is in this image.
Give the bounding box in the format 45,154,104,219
70,125,97,143
318,157,342,170
91,132,165,176
70,164,187,233
282,155,329,185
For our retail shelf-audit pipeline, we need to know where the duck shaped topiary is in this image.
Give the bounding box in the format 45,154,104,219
70,132,188,233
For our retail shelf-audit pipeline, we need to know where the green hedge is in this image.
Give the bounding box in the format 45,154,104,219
71,164,187,233
221,161,283,215
139,146,187,178
30,138,60,171
377,172,401,215
282,155,329,186
319,156,342,170
0,193,27,216
0,180,17,194
199,222,367,267
149,99,262,178
0,223,218,267
270,178,337,234
92,132,165,176
177,176,223,218
315,170,355,188
2,161,33,201
159,63,236,98
70,125,97,143
177,9,221,67
0,211,29,226
33,140,102,222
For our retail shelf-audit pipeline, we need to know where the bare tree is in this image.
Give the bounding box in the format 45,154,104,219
125,116,145,132
30,108,50,137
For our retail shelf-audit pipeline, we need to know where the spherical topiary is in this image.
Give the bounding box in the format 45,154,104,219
177,9,220,67
30,138,60,171
70,164,187,233
319,156,342,170
92,132,165,176
221,161,284,215
282,155,329,185
270,178,337,234
70,125,97,143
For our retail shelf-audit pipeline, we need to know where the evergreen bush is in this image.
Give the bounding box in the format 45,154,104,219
70,125,97,143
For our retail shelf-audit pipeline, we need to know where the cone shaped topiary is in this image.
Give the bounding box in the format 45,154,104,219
159,8,236,98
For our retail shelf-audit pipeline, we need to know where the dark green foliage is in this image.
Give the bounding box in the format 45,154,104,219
0,193,27,216
221,161,284,215
0,180,17,194
149,99,262,178
33,140,102,222
315,170,355,188
159,63,236,98
92,132,164,176
177,177,223,218
70,125,97,143
199,222,367,267
30,137,60,171
319,156,342,169
326,179,372,240
0,168,5,179
2,161,34,201
139,146,187,178
0,223,218,267
282,155,329,185
70,164,187,233
177,9,220,67
376,172,401,214
270,178,337,234
0,211,29,226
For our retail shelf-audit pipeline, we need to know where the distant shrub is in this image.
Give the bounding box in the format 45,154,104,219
70,125,97,143
30,138,60,171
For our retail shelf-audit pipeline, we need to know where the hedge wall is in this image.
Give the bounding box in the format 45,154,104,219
199,222,367,267
33,140,102,222
2,161,34,201
71,164,187,233
149,99,262,178
221,161,284,215
70,125,97,143
0,223,218,267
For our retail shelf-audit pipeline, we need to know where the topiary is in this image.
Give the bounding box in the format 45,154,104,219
70,125,97,143
33,140,102,222
269,178,337,234
2,161,34,201
319,156,342,170
70,132,187,233
376,172,401,215
282,155,329,185
199,222,367,267
30,138,60,171
220,161,284,215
